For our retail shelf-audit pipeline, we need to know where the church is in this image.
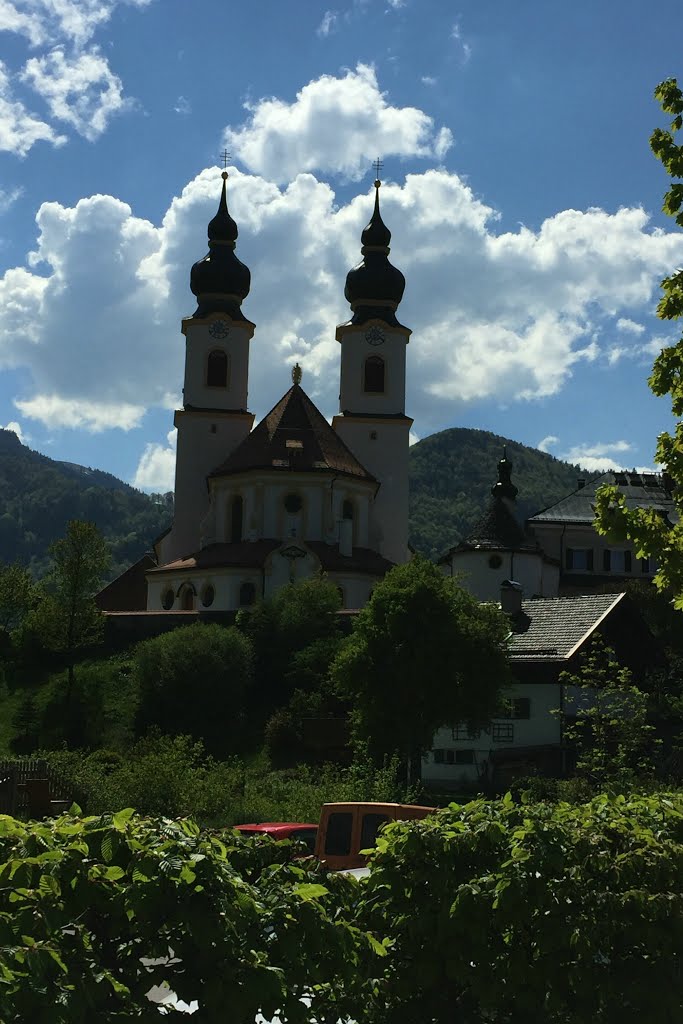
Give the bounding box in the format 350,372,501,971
135,169,412,613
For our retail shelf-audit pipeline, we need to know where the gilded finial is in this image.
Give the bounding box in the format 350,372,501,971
221,149,230,180
373,157,383,188
292,362,302,385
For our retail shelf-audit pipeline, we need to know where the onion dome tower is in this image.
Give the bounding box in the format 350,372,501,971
162,168,256,565
344,178,406,328
190,170,251,320
333,169,413,567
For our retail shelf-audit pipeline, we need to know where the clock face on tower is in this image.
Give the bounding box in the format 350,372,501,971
365,326,385,346
208,320,230,339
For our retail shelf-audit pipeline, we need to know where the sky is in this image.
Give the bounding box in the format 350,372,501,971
0,0,682,492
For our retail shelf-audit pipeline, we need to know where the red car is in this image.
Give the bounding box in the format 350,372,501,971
234,822,318,854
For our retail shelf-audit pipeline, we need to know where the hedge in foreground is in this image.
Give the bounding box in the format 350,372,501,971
0,809,379,1023
358,792,683,1023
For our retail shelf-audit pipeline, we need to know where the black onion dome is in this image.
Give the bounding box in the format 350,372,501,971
491,447,519,501
344,181,406,327
190,172,251,320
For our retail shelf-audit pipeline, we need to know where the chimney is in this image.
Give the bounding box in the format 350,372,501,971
500,579,523,617
577,478,586,490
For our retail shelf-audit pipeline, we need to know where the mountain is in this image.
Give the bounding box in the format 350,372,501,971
0,425,593,579
409,428,596,560
0,429,172,579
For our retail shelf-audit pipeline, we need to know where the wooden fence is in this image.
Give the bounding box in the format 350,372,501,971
0,759,73,819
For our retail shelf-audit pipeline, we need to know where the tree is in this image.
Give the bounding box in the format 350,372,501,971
595,79,683,606
0,562,35,635
331,556,511,780
27,520,110,700
134,622,254,756
560,635,660,791
237,575,343,723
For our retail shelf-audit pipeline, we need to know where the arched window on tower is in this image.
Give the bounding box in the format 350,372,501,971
207,349,229,388
364,355,385,394
230,495,243,543
179,583,195,611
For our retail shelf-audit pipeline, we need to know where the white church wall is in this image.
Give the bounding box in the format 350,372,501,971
446,549,552,602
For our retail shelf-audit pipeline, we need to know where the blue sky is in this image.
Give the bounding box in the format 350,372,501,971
0,0,682,490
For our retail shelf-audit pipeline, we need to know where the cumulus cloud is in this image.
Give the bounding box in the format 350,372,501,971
2,160,683,446
537,435,559,453
0,59,65,155
0,0,152,48
21,47,129,140
225,64,453,182
451,20,472,62
562,440,635,472
2,68,683,450
132,428,176,491
616,317,645,335
14,394,145,431
0,419,24,441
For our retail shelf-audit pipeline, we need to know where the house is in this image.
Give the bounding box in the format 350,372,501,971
527,470,676,594
424,586,657,791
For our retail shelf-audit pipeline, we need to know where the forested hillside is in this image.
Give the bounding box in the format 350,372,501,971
0,429,172,579
409,428,596,559
0,425,595,576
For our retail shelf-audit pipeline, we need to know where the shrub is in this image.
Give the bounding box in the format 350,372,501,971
358,792,683,1022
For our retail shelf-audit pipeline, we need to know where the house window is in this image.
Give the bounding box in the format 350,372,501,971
201,584,215,608
603,549,632,573
179,585,195,611
239,581,256,607
566,548,593,571
364,356,385,394
497,697,531,720
641,557,653,574
161,588,174,610
433,749,444,764
452,723,477,741
337,586,345,608
454,750,475,765
492,723,514,743
206,349,228,388
230,495,243,543
342,499,354,521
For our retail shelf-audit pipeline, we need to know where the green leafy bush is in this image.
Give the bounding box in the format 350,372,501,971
0,809,377,1022
134,623,253,756
358,792,683,1022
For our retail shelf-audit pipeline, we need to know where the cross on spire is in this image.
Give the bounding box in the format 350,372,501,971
221,149,230,170
373,157,384,183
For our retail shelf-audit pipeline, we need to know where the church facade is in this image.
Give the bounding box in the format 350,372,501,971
144,171,412,613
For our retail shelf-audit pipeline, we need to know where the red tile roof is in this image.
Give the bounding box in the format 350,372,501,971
96,554,155,611
150,539,393,577
209,384,375,482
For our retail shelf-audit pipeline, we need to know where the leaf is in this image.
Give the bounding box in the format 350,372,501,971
292,882,329,901
38,874,60,898
366,934,389,957
103,865,125,881
112,808,135,830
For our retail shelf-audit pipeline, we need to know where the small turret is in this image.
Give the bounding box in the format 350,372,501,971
491,446,519,501
190,170,251,319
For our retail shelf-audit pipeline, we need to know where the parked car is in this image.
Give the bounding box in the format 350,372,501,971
234,821,318,854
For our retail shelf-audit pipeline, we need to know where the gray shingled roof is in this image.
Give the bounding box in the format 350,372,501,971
528,471,676,524
508,592,625,662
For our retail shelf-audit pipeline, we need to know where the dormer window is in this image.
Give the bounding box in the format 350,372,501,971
207,349,228,388
364,355,385,394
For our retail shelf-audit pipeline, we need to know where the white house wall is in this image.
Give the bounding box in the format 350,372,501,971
424,682,562,788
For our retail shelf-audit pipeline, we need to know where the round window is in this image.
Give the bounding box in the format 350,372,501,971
284,493,302,514
161,589,174,610
488,554,503,569
201,584,215,608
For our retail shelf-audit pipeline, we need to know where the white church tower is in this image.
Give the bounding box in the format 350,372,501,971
333,176,412,566
161,171,255,562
